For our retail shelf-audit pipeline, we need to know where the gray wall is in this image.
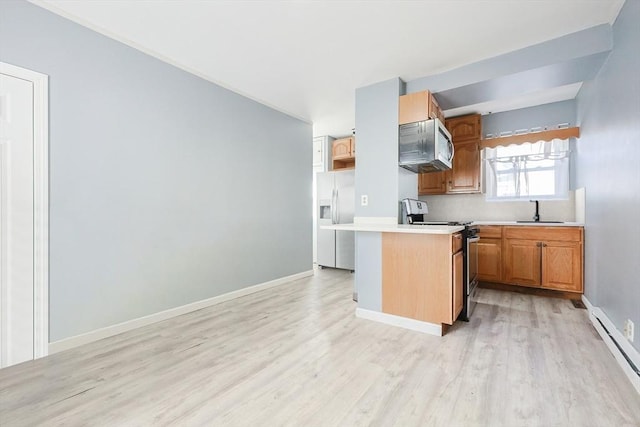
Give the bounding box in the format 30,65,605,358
354,78,403,219
0,1,312,341
355,232,382,311
575,0,640,351
407,24,612,94
352,78,404,312
481,100,576,138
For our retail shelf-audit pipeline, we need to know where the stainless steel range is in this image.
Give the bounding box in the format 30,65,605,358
401,198,479,321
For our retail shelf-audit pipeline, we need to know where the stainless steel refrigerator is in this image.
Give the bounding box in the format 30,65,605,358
317,170,355,270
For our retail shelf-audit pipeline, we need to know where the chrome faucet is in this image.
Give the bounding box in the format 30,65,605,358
530,200,540,222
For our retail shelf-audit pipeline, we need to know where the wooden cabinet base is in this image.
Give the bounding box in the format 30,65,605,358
479,281,583,300
381,232,455,325
479,225,584,294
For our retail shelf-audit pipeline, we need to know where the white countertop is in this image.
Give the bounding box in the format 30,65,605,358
322,220,584,234
322,223,464,235
472,221,584,227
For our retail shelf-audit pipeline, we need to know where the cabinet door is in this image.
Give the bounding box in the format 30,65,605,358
429,95,442,121
478,238,502,282
452,250,464,322
503,239,540,287
445,114,482,142
313,137,324,167
447,141,480,193
418,172,446,195
399,91,430,125
332,137,352,160
542,241,583,292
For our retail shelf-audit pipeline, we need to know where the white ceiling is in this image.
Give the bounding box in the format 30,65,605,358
33,0,624,138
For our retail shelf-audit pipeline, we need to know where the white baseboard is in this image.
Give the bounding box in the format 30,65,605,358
582,295,640,394
355,308,442,336
49,270,314,354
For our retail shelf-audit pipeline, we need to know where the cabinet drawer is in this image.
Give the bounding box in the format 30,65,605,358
478,225,502,239
504,226,582,242
452,232,463,253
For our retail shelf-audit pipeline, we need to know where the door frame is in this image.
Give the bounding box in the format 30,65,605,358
0,62,49,360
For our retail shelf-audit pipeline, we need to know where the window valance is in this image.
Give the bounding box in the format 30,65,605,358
480,127,580,149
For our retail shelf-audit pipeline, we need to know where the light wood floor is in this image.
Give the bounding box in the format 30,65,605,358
1,269,639,427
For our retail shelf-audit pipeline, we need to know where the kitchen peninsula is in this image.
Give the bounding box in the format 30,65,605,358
324,222,464,336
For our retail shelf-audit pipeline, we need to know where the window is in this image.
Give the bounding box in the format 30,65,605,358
484,139,570,201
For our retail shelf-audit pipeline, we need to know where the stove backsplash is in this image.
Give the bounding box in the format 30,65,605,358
419,191,578,223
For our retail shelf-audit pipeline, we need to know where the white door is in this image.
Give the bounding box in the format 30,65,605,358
0,72,35,368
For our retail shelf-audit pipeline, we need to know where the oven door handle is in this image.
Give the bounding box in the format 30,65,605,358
467,236,480,243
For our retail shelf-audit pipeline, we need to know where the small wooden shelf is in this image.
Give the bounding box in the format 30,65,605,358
333,159,355,170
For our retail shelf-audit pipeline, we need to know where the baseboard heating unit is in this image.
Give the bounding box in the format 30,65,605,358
583,295,640,394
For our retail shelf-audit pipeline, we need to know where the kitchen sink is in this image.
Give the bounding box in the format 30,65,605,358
516,220,564,223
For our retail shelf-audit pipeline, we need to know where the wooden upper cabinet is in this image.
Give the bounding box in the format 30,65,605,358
445,114,482,142
332,137,355,170
447,141,480,193
415,113,482,195
429,95,444,121
418,171,446,195
332,137,353,160
417,142,480,195
399,91,443,125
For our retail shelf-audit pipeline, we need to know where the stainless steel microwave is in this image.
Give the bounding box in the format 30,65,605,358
398,118,454,173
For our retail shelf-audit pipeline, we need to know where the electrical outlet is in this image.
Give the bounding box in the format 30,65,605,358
361,195,368,206
624,319,634,342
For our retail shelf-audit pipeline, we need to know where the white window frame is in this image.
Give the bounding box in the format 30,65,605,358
484,139,570,202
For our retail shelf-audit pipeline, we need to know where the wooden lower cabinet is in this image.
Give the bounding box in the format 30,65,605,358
503,239,541,287
452,250,464,320
477,226,502,283
477,238,502,282
542,240,583,292
381,232,461,326
492,226,584,293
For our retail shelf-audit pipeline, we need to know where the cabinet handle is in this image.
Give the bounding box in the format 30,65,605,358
542,243,547,247
538,241,543,284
